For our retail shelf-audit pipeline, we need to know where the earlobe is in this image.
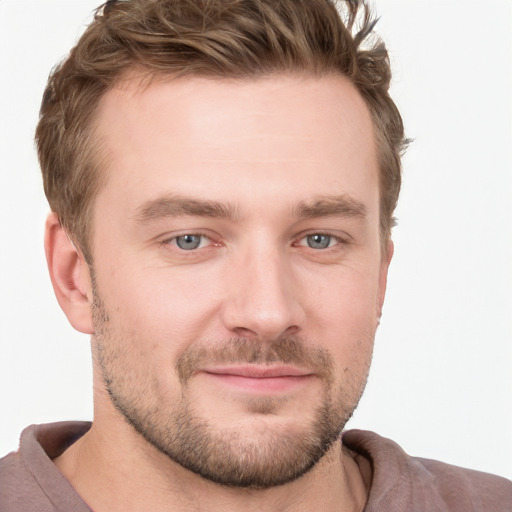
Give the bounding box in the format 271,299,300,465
44,212,94,334
377,240,394,319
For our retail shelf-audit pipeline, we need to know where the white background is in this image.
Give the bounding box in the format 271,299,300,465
1,1,511,479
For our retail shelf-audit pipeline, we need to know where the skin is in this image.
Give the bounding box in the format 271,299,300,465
46,73,392,512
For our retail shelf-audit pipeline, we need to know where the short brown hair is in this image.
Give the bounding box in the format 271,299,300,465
36,0,406,262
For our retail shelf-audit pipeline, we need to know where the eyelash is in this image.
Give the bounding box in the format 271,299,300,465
295,232,350,251
160,232,218,251
160,231,349,253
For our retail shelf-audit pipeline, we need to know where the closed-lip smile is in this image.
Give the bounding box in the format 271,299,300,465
203,365,312,378
199,365,315,393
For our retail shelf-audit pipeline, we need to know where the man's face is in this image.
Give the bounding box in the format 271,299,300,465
88,74,389,487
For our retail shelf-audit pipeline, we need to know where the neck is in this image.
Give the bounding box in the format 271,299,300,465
54,417,367,512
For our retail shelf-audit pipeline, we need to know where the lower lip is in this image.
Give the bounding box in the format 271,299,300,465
201,372,313,394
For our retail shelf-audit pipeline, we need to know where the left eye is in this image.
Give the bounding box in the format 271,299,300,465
172,234,209,251
300,234,337,250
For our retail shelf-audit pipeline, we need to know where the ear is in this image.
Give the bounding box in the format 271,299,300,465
44,212,94,334
376,240,394,319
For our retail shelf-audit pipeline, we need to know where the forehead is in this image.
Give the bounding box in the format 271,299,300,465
92,73,378,217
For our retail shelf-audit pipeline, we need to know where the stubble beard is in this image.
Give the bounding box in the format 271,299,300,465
91,289,373,489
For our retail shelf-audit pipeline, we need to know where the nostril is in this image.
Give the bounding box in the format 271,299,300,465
230,324,301,341
232,326,258,338
283,325,300,336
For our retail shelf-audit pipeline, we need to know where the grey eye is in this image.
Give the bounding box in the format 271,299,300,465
306,234,332,249
176,234,203,250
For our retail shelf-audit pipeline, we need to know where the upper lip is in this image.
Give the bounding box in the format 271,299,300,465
202,365,313,379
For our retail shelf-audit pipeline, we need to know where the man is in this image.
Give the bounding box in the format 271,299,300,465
0,0,510,510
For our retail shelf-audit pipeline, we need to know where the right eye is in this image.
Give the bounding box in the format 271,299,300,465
167,234,211,251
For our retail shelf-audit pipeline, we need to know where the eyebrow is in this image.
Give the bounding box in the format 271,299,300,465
133,193,366,224
133,195,239,223
295,195,367,219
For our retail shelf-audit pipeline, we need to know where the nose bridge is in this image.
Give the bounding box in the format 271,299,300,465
222,236,304,339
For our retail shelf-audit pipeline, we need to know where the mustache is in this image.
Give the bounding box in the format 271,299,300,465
175,336,334,384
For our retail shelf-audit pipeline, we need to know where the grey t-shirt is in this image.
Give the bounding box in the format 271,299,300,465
1,422,511,511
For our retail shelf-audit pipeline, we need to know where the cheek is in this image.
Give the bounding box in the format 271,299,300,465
308,264,381,326
306,266,380,367
93,258,226,355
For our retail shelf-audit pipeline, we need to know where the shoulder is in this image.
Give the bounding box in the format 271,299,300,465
0,422,92,512
343,429,512,512
0,443,50,511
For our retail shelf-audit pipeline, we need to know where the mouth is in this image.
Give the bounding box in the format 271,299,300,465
199,365,315,394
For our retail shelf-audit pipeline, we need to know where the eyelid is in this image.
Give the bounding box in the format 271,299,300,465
159,230,219,250
294,230,351,246
173,234,210,250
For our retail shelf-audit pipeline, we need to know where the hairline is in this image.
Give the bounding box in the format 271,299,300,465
76,68,391,264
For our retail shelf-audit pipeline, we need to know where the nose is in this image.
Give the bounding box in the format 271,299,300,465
220,244,306,340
